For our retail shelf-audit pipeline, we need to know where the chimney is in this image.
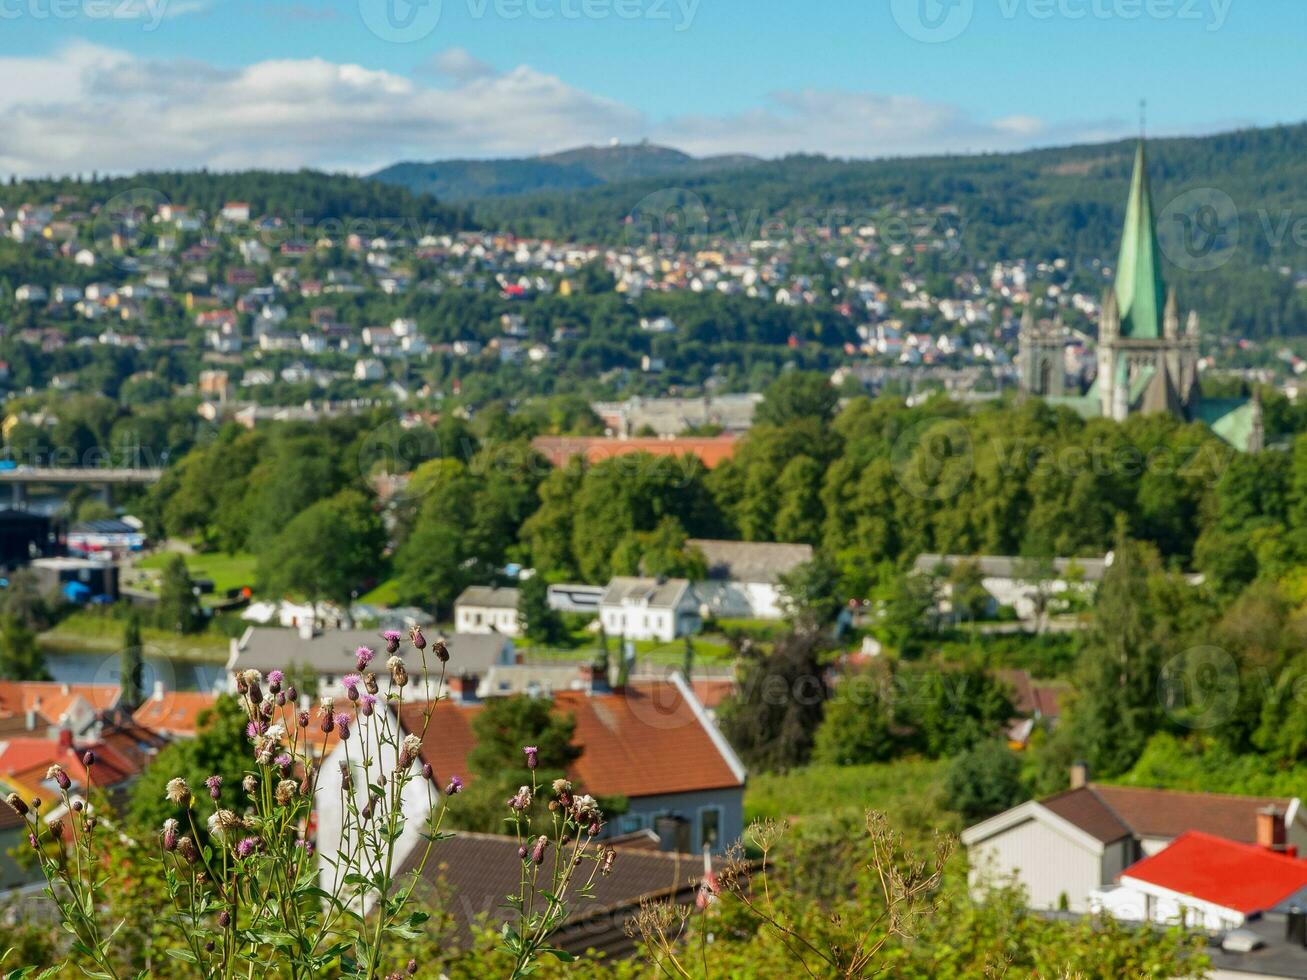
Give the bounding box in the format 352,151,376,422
298,620,316,641
153,680,165,702
57,728,73,750
1258,805,1288,852
449,673,480,705
579,663,611,696
1069,761,1090,790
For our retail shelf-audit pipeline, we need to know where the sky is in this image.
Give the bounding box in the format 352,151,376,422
0,0,1302,177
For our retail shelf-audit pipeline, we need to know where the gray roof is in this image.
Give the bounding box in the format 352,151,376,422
687,539,813,585
911,554,1110,582
233,628,513,676
600,577,692,610
454,585,520,610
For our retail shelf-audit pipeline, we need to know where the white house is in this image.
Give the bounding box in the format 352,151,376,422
599,578,700,642
962,775,1307,914
912,553,1110,623
1090,824,1307,932
453,586,521,636
688,539,813,621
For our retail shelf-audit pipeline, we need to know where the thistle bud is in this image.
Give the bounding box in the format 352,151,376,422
8,792,31,816
364,672,379,695
178,836,199,864
47,764,71,791
409,626,426,651
432,639,449,663
162,818,179,851
531,835,548,865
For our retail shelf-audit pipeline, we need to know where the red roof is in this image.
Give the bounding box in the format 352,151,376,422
398,681,742,800
133,692,218,738
530,436,738,470
1122,831,1307,914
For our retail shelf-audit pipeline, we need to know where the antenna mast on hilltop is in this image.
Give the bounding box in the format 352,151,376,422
1139,99,1147,139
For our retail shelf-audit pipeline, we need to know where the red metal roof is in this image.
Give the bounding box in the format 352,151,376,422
1123,831,1307,915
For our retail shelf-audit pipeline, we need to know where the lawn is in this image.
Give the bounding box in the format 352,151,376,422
135,551,259,597
744,758,952,826
358,578,404,607
39,609,230,661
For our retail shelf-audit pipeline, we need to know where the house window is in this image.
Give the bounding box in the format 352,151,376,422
617,813,644,834
699,807,722,850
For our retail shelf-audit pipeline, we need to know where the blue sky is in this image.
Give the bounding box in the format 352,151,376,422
0,0,1301,175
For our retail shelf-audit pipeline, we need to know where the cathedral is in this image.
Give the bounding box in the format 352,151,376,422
1019,140,1263,453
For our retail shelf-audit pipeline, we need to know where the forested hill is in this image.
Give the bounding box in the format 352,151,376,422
371,143,761,202
1,170,472,229
471,124,1307,259
467,124,1307,337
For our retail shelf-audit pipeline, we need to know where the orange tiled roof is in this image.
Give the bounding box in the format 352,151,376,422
0,682,120,724
398,681,742,800
530,436,738,470
133,692,219,737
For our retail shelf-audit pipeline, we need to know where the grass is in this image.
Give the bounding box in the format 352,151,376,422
744,758,950,825
40,609,230,661
358,578,403,607
134,550,260,596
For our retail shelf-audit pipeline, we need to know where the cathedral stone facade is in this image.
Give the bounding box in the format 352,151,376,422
1019,141,1262,453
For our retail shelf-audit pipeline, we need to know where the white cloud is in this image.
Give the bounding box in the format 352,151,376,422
0,44,1141,178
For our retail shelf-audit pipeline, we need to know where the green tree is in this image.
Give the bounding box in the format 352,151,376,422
445,695,582,833
517,574,563,646
812,671,895,765
778,554,844,630
718,629,829,772
119,613,144,710
258,489,385,609
0,614,47,680
755,371,839,427
127,695,251,835
156,553,202,635
945,739,1027,821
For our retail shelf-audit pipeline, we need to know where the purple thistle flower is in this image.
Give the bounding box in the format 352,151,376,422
523,746,539,770
444,775,463,795
235,837,258,859
382,630,402,654
246,721,260,739
531,836,548,865
162,819,179,852
275,753,292,772
334,713,351,740
356,646,375,670
409,625,426,651
342,674,361,701
28,833,38,850
267,670,284,694
360,693,377,717
205,775,222,801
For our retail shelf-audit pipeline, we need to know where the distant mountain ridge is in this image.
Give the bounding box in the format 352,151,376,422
371,142,761,201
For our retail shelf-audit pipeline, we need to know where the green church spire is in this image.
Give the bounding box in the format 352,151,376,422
1113,140,1168,340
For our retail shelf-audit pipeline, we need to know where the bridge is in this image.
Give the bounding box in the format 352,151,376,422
0,468,164,509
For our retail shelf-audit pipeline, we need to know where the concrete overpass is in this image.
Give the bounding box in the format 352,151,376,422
0,468,163,509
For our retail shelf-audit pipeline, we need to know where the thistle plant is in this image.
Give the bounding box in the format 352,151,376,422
11,627,461,979
501,750,617,977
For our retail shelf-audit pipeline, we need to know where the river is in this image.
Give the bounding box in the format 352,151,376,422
42,650,225,692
